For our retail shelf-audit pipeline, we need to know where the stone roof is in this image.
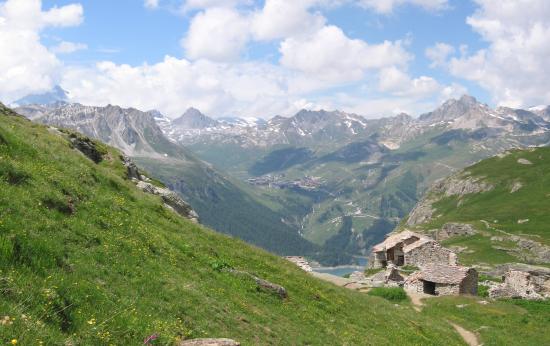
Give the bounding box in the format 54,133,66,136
372,230,429,252
415,264,473,285
403,238,435,253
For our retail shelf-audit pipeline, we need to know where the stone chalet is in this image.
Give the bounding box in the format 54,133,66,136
404,264,478,295
369,231,457,269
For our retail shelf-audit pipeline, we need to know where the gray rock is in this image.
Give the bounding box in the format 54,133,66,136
136,181,199,223
517,158,533,165
121,155,140,180
69,134,104,163
436,223,477,241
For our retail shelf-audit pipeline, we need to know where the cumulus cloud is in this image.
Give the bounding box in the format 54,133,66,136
425,42,455,68
280,25,411,83
357,0,449,14
0,0,83,103
51,41,87,54
378,66,440,97
251,0,325,40
62,57,299,118
182,7,250,61
447,0,550,107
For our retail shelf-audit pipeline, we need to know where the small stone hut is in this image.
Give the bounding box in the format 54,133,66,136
404,264,478,296
369,231,456,269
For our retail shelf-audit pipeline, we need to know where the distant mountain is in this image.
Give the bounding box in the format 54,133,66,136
172,107,220,129
14,85,69,106
15,102,318,256
155,95,550,264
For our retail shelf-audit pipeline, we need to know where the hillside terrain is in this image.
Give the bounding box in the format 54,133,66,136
0,103,473,344
401,146,550,269
15,102,316,257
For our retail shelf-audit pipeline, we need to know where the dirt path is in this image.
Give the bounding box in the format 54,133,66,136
450,322,480,346
406,291,428,312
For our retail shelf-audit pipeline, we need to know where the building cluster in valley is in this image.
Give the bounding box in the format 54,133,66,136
247,174,322,190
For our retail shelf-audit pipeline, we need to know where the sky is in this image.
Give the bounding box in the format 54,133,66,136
1,0,549,119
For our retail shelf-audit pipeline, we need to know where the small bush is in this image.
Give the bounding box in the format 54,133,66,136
368,287,408,302
478,284,489,298
210,259,232,272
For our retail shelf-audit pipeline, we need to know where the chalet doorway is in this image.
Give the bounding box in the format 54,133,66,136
423,280,436,295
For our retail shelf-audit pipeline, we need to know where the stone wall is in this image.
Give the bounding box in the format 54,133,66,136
405,242,455,267
459,269,478,295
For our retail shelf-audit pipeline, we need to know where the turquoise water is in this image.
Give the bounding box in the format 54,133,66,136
312,257,368,277
313,266,363,277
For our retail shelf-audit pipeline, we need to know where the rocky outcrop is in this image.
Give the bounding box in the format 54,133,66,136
121,155,140,180
406,174,493,226
68,133,105,163
136,181,199,223
435,223,477,241
227,269,288,299
178,339,240,346
488,265,550,300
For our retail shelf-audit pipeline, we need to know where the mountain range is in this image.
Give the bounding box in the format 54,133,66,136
15,94,550,265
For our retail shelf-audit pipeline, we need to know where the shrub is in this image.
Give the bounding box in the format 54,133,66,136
368,287,408,302
478,284,489,298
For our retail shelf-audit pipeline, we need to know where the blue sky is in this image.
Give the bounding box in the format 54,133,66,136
2,0,549,118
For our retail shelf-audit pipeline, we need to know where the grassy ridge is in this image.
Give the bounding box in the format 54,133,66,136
0,108,464,344
407,147,550,266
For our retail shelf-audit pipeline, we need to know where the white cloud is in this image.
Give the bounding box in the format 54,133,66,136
0,0,83,103
280,25,411,83
378,66,440,97
447,0,550,107
62,56,298,118
251,0,325,41
144,0,160,9
425,42,455,68
182,7,250,61
52,41,87,54
357,0,449,14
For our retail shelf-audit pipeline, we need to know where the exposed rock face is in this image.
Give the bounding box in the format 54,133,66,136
136,181,199,223
178,339,240,346
436,223,477,241
406,174,493,226
121,155,140,180
68,133,105,163
489,265,550,300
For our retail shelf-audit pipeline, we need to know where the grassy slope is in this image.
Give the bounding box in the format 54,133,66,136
422,297,550,346
0,107,465,344
406,147,550,266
